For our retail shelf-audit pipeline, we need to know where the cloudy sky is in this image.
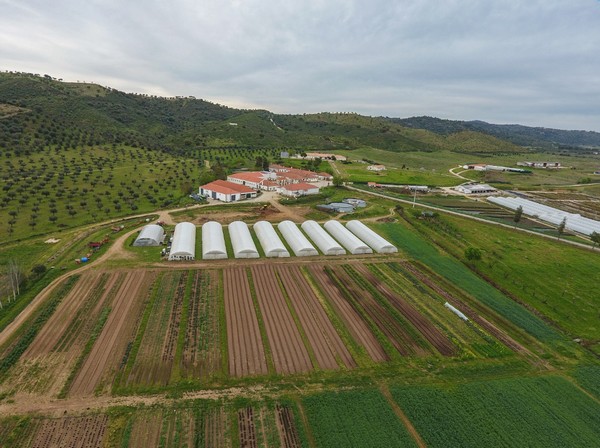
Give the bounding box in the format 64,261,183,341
2,0,600,131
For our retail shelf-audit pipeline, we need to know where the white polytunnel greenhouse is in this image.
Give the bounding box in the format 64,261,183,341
253,221,290,258
323,220,373,254
229,221,259,259
133,224,165,246
202,221,228,259
346,220,397,253
301,220,346,255
168,222,196,261
488,196,600,237
277,220,319,256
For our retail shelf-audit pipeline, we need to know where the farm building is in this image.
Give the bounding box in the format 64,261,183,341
279,183,320,197
227,171,275,190
518,161,561,168
202,221,228,259
253,221,290,257
168,222,196,261
229,221,259,259
456,184,497,194
488,196,600,237
277,220,319,256
133,224,165,246
346,220,397,253
301,220,346,255
367,164,386,171
199,180,257,202
323,220,372,254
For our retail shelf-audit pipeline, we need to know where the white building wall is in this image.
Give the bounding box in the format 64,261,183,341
168,222,196,260
229,221,259,259
202,221,228,259
253,221,290,257
277,220,318,256
323,220,372,254
301,220,346,255
346,220,397,254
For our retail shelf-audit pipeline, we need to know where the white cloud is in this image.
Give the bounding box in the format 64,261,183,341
1,0,600,131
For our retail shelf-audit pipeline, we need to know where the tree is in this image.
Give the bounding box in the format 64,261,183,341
557,217,566,240
513,205,523,228
464,247,482,262
332,176,346,187
591,231,600,248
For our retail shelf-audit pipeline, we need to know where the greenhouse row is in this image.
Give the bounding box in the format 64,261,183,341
161,219,397,261
488,196,600,236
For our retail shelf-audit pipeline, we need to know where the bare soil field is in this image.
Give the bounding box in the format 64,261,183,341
68,270,156,396
238,407,258,448
223,267,268,377
277,265,356,370
250,265,312,375
308,265,389,362
128,412,162,448
204,408,232,448
30,415,108,448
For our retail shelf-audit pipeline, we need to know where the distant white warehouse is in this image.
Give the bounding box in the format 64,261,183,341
229,221,259,259
301,220,346,255
168,222,196,261
346,220,397,254
253,221,290,258
323,220,372,254
133,224,165,246
278,220,318,256
202,221,228,259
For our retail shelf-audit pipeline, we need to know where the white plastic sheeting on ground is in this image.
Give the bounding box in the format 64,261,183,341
346,220,397,253
168,222,196,260
202,221,227,259
277,220,318,256
253,221,290,257
488,196,600,236
133,224,165,246
323,220,372,254
229,221,259,259
301,220,346,255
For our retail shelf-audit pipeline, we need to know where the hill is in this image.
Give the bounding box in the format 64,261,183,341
1,72,523,156
394,116,600,150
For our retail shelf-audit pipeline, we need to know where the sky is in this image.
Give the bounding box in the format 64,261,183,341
1,0,600,131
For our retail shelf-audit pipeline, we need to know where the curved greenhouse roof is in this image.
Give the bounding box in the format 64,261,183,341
346,220,397,253
168,222,196,261
253,221,290,258
323,220,372,255
202,221,227,259
301,220,346,255
229,221,259,259
277,220,318,257
133,224,165,246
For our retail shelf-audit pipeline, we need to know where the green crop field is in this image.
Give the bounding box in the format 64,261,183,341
391,376,600,448
302,389,417,447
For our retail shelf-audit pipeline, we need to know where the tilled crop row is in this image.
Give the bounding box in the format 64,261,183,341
224,267,268,377
251,265,312,375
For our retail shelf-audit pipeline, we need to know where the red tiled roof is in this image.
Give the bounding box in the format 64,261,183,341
282,182,319,192
201,180,255,195
228,171,268,183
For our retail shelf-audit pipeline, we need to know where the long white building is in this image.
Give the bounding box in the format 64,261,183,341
229,221,259,259
253,221,290,257
301,220,346,255
202,221,228,259
323,220,372,254
168,222,196,261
